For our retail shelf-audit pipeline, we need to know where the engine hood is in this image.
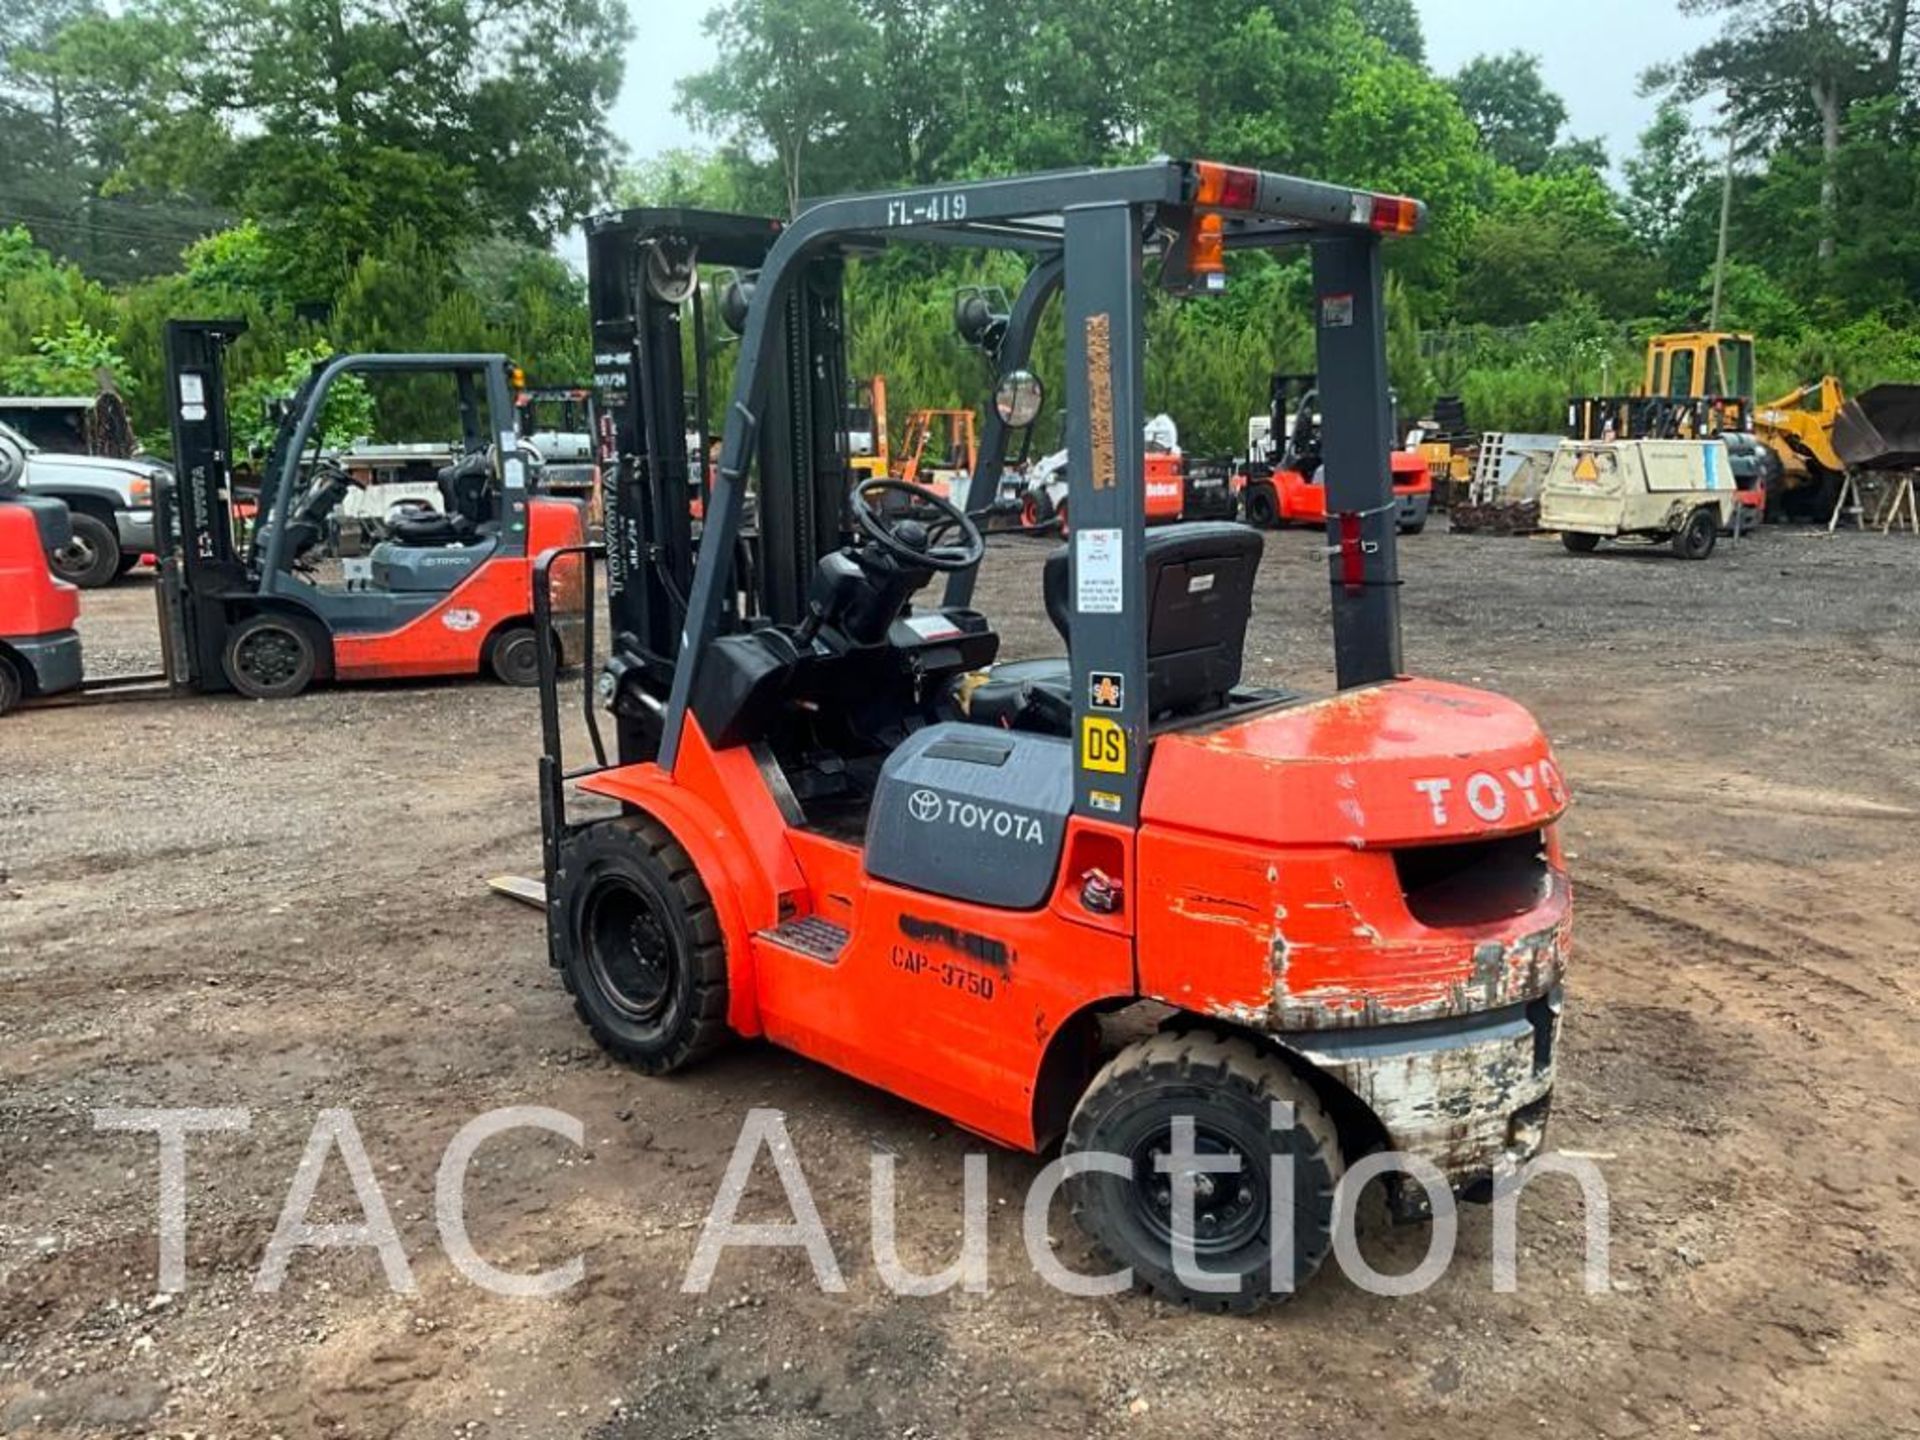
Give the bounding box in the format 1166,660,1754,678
1143,678,1567,848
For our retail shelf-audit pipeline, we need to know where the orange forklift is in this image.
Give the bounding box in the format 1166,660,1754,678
537,170,1572,1309
4,324,589,712
157,322,587,699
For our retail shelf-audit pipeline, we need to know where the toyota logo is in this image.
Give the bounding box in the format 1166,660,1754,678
908,788,943,823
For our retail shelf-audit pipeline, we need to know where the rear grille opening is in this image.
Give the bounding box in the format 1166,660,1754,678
1393,830,1551,928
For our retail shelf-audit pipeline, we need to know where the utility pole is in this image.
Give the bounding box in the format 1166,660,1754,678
1709,117,1736,331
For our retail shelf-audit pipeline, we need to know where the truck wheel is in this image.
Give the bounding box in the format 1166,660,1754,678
556,816,729,1075
1673,507,1718,560
52,512,121,589
1560,532,1601,554
222,614,317,700
1244,484,1279,529
1064,1030,1343,1312
0,654,21,715
487,625,541,686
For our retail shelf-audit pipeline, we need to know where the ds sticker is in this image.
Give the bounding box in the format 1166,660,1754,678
1081,717,1127,774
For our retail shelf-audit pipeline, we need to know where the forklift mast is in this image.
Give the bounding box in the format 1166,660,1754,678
157,318,250,693
584,207,857,761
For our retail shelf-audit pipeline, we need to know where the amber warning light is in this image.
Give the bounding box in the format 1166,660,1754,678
1192,161,1259,210
1353,191,1421,234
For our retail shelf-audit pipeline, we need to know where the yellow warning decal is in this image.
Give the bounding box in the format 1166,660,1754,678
1081,716,1127,774
1573,451,1600,482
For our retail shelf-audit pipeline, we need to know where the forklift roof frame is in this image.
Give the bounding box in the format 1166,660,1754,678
658,159,1425,828
256,352,522,589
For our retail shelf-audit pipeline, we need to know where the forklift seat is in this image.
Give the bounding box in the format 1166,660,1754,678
964,521,1263,732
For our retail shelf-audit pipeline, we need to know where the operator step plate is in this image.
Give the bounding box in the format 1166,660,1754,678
757,915,851,964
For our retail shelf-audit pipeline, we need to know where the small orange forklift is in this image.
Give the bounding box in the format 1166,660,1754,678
156,322,587,700
539,172,1572,1308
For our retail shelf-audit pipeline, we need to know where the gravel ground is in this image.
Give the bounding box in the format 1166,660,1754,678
2,523,1919,1439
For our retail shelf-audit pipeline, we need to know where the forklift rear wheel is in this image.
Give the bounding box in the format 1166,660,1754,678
488,626,541,687
557,816,729,1075
0,654,20,715
53,512,121,589
1673,507,1717,560
1244,485,1279,529
223,615,317,700
1065,1030,1343,1312
1560,532,1601,554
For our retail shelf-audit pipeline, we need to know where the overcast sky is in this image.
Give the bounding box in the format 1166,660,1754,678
610,1,1723,171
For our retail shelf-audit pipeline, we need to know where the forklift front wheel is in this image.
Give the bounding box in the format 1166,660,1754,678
556,817,730,1075
1560,531,1601,554
1065,1030,1343,1312
0,653,20,715
222,615,317,700
487,625,541,687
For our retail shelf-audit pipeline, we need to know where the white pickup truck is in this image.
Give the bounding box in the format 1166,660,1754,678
2,420,173,587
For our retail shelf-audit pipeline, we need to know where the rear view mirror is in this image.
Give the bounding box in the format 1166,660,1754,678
994,370,1044,428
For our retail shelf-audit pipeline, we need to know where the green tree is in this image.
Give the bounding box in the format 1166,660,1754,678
1321,49,1492,313
1646,0,1885,268
678,0,885,214
1623,100,1707,257
231,341,374,455
1456,168,1659,325
1451,51,1569,175
1353,0,1425,63
43,0,630,292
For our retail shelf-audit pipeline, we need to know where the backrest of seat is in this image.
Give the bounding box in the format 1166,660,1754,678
1041,521,1263,716
440,455,494,528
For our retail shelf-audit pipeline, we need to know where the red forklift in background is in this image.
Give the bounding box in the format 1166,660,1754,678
0,430,82,712
3,322,588,713
158,321,587,699
534,171,1570,1310
1237,371,1432,532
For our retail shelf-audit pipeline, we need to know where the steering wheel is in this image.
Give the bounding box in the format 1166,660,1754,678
849,478,984,574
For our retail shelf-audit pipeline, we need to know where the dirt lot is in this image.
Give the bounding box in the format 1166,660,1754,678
4,525,1919,1440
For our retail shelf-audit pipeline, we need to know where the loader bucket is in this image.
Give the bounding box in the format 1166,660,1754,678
1833,384,1920,470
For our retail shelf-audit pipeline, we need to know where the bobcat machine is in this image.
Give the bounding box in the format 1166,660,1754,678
533,172,1573,1310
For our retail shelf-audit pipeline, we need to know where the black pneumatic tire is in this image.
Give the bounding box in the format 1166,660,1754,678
1673,507,1718,560
1560,531,1601,554
1244,484,1280,529
222,614,317,700
488,625,541,686
0,654,21,715
53,511,122,589
1064,1029,1343,1312
555,816,729,1074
